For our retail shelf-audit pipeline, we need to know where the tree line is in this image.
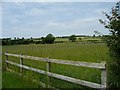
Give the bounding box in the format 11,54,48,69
1,34,55,45
1,33,102,46
1,34,78,45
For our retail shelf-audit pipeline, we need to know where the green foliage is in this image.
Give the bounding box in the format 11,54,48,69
99,2,120,89
41,34,55,44
45,34,55,44
35,41,42,44
69,35,76,42
2,38,32,45
93,34,95,38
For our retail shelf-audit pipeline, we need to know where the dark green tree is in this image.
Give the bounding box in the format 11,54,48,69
41,37,46,44
93,34,95,38
43,34,55,44
30,37,34,43
69,35,76,42
99,2,120,89
45,34,55,44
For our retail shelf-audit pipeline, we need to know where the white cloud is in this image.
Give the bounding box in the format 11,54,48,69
25,8,45,16
14,2,24,6
74,17,98,24
3,16,107,38
2,2,112,38
36,17,100,36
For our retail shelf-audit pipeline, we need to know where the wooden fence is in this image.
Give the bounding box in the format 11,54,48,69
5,52,106,89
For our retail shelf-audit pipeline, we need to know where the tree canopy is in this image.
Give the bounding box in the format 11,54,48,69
69,35,76,42
41,34,55,44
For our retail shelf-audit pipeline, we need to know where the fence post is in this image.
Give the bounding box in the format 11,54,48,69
46,57,51,88
101,61,107,90
5,52,8,70
20,54,23,75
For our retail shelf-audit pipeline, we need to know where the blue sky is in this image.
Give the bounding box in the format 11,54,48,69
2,2,116,38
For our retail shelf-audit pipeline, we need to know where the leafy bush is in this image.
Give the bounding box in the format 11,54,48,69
99,2,120,89
41,34,55,44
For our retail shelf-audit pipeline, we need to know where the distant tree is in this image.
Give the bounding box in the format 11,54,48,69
93,34,95,38
22,37,24,40
17,37,19,40
45,34,55,44
99,2,120,89
69,35,76,42
14,37,16,40
41,34,55,44
30,37,33,40
41,37,46,44
30,37,34,43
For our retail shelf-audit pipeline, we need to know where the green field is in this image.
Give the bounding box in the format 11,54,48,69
2,71,40,88
33,36,102,43
2,43,109,89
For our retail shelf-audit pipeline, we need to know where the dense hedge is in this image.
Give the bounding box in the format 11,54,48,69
99,2,120,89
2,38,33,45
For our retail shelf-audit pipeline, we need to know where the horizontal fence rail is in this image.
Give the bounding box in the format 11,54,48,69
5,52,106,89
5,53,106,69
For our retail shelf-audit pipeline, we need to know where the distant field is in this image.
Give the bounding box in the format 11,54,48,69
55,38,69,41
55,37,102,42
2,43,107,62
33,36,102,43
2,43,108,88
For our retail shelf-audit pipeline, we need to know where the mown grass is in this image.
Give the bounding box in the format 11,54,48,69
2,43,109,89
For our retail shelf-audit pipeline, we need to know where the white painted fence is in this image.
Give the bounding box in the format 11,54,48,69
5,52,106,89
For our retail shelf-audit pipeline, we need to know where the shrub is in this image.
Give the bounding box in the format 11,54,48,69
41,34,55,44
99,2,120,89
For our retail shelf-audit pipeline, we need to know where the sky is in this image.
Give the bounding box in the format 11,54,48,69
2,2,116,38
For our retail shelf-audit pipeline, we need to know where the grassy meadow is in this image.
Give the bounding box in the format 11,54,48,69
2,43,109,89
2,71,40,88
